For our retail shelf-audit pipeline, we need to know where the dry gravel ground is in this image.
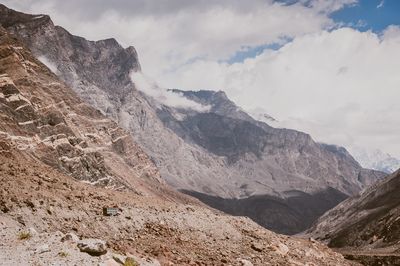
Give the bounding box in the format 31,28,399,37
0,149,359,266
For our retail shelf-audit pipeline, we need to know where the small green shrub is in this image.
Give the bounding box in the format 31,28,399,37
124,257,138,266
18,231,32,240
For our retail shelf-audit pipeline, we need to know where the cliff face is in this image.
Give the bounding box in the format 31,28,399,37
0,5,140,121
159,89,383,196
0,24,161,196
0,4,385,234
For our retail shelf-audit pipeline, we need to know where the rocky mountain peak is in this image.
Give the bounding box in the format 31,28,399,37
0,4,50,28
0,5,141,108
171,88,256,122
170,89,228,104
0,22,162,196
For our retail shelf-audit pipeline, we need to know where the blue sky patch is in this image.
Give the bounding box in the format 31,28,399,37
331,0,400,32
225,42,286,64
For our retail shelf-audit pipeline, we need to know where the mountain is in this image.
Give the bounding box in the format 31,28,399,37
0,22,357,266
0,18,161,195
0,4,385,235
307,169,400,264
350,147,400,174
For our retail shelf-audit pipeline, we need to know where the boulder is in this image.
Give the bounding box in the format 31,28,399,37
77,238,107,256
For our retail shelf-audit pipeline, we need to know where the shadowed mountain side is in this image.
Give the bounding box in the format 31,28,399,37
309,169,400,248
307,169,400,265
182,188,348,235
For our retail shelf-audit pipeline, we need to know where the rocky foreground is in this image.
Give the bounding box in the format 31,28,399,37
0,149,357,266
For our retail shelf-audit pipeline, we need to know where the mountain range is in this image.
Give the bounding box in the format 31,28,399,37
0,6,358,265
1,4,400,266
0,4,386,235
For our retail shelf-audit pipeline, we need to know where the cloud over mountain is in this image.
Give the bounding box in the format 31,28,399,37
3,0,399,157
158,27,400,157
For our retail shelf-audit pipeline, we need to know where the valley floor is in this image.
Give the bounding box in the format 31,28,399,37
0,150,357,266
336,248,400,266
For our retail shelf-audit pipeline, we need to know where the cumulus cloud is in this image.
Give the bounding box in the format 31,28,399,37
131,72,209,112
157,27,400,157
0,0,353,79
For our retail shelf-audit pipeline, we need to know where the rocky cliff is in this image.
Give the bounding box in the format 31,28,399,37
0,4,385,234
0,23,161,196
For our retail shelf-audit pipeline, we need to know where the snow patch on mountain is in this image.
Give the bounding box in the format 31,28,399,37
350,147,400,173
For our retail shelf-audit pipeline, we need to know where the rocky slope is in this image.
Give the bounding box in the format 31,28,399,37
0,4,384,234
0,22,361,266
0,145,359,265
0,22,162,197
307,169,400,264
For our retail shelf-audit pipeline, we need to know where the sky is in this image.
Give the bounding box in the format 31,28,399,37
1,0,400,158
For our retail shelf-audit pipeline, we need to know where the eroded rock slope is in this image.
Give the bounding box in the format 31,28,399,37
0,23,161,196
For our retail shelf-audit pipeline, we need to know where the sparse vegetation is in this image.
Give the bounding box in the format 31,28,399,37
124,257,138,266
58,251,69,257
18,231,31,240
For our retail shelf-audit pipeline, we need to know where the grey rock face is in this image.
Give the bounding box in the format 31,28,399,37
0,5,385,234
159,90,383,196
0,23,161,197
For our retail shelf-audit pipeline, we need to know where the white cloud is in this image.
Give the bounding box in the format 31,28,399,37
383,25,400,40
377,0,384,9
0,0,352,79
131,72,209,112
157,27,400,157
37,55,59,74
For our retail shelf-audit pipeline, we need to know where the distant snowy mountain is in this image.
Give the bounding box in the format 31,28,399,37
248,107,400,175
350,147,400,174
